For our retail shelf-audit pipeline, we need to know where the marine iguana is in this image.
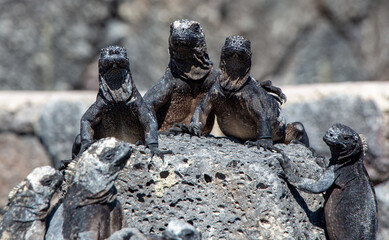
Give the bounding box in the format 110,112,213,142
143,19,219,134
277,123,377,240
173,35,309,149
108,219,200,240
72,46,167,158
0,166,63,240
46,138,131,240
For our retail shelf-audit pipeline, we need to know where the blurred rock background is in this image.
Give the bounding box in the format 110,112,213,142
1,0,389,238
0,0,388,91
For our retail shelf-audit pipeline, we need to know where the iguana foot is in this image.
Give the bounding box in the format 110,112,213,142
148,144,173,162
260,80,287,104
275,150,299,183
245,138,278,152
168,123,202,137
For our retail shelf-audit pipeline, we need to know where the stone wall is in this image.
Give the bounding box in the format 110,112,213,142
1,0,388,91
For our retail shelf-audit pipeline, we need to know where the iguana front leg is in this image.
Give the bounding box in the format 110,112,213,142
79,102,104,155
143,74,174,128
134,94,172,160
277,152,335,194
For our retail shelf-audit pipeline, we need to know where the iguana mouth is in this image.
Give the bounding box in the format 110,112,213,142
113,148,131,168
169,36,203,60
222,56,250,73
323,135,344,149
223,46,251,59
170,36,199,48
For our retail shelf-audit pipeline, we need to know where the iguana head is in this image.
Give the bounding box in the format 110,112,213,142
323,123,363,164
6,166,63,221
168,19,213,80
169,20,205,51
219,36,252,92
70,138,131,206
98,46,133,103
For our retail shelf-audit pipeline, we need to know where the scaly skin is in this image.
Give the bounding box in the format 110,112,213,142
46,138,131,240
72,46,167,159
0,166,63,240
278,123,377,240
175,36,309,149
143,19,218,134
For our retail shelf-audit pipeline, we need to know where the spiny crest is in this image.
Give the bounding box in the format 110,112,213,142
7,180,28,203
60,158,78,199
224,35,251,53
100,46,127,59
359,134,368,157
8,166,60,202
171,19,203,35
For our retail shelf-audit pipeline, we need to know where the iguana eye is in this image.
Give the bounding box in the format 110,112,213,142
102,149,117,161
191,24,200,32
40,176,53,186
343,136,351,141
184,232,194,237
105,153,114,160
118,60,128,69
100,59,111,69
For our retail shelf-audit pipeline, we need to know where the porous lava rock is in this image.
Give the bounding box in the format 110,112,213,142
116,134,326,239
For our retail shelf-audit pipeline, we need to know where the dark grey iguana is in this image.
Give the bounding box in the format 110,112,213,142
172,35,309,149
72,46,167,159
0,166,63,240
277,123,377,240
108,219,200,240
143,19,219,134
46,138,131,240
